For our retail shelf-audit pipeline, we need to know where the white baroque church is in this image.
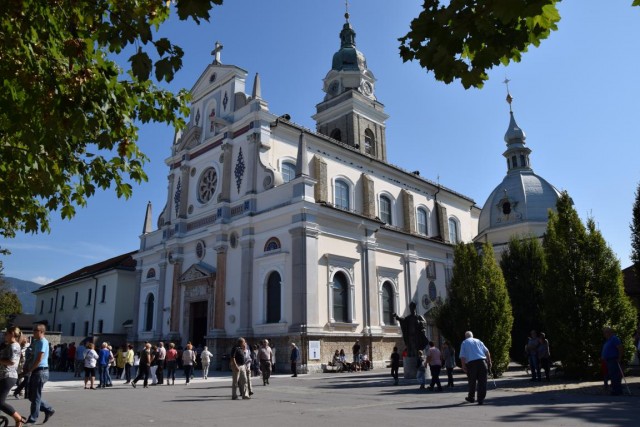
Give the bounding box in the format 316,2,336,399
132,15,482,370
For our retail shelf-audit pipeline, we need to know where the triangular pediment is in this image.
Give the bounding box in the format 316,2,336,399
179,262,216,283
191,63,248,102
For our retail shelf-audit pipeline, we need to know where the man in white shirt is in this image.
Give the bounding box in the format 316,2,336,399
459,331,492,405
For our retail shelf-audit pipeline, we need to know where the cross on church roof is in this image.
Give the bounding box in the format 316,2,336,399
211,41,223,64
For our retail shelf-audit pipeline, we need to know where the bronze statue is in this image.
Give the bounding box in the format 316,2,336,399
393,301,428,357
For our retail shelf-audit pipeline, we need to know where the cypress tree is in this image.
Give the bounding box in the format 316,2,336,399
543,192,637,377
631,182,640,278
500,236,546,365
435,242,513,375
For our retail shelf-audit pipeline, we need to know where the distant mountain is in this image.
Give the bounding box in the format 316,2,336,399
2,277,42,314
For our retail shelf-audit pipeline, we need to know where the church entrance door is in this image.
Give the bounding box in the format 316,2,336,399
189,300,208,347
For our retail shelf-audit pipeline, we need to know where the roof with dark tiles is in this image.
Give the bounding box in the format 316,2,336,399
33,251,137,293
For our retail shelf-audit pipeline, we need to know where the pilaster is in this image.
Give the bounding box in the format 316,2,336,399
289,224,320,332
169,260,183,333
214,246,228,329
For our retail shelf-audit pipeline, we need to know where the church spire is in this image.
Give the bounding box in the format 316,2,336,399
501,80,532,173
142,201,153,234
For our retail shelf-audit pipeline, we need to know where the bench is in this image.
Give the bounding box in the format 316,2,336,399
323,362,343,373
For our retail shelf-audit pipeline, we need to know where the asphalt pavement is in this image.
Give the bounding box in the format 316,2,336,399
5,367,640,427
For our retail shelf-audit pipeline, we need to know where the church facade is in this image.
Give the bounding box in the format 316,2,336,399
131,16,480,370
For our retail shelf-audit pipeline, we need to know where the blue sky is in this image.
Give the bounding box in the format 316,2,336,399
2,0,639,284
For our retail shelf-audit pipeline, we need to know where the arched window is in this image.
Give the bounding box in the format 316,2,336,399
364,129,375,156
264,237,281,252
332,272,349,323
146,268,156,279
330,129,342,142
281,161,296,183
381,282,394,325
379,195,392,224
448,218,459,244
417,207,428,235
511,155,518,168
334,179,350,210
144,293,155,332
266,271,281,323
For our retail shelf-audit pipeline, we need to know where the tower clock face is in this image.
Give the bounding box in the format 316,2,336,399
362,81,373,96
329,80,340,95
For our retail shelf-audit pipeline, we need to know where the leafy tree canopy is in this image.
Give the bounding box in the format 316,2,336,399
0,261,23,329
0,0,222,240
399,0,640,89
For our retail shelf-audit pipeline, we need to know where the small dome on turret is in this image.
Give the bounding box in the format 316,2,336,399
331,16,367,72
504,112,526,143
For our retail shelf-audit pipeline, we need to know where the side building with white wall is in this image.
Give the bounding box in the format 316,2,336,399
32,251,137,342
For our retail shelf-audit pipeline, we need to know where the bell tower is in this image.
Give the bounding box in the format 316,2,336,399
312,11,389,161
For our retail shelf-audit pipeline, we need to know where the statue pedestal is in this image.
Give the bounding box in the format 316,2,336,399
403,357,417,379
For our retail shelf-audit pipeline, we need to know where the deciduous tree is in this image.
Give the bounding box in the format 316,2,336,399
0,0,222,240
399,1,640,88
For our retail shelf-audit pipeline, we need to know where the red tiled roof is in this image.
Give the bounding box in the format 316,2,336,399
34,251,137,293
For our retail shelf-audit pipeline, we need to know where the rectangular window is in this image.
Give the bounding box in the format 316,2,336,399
101,285,106,303
39,300,44,314
57,324,61,332
49,298,53,313
98,319,104,334
83,321,89,336
74,292,78,308
87,288,92,305
70,322,76,336
60,295,65,311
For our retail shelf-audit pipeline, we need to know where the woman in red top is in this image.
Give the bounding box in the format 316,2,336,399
165,343,178,386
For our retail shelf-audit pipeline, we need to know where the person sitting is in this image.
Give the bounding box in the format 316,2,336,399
339,349,352,372
361,353,371,371
330,350,343,372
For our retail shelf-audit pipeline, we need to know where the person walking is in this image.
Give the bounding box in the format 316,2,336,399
230,338,249,400
390,347,400,385
243,344,254,395
426,341,443,391
0,326,27,427
601,327,624,396
115,346,126,381
131,343,151,389
156,342,166,385
83,342,99,390
74,341,85,378
290,343,299,377
182,343,196,385
537,333,551,382
442,341,456,388
258,340,273,386
416,350,426,390
124,344,134,384
200,346,212,380
97,342,111,388
13,337,32,399
24,323,55,424
165,343,178,385
460,331,492,405
526,330,540,381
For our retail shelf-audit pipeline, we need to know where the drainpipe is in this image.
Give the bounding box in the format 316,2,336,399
52,288,59,331
91,276,99,336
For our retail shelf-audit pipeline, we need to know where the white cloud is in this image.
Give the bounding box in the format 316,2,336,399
31,276,54,285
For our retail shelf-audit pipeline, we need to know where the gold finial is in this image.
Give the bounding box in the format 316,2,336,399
503,77,513,112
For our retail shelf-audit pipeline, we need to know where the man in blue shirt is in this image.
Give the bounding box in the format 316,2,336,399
601,327,623,396
25,323,55,424
459,330,492,405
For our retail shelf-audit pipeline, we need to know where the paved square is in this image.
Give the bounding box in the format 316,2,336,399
8,369,640,426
